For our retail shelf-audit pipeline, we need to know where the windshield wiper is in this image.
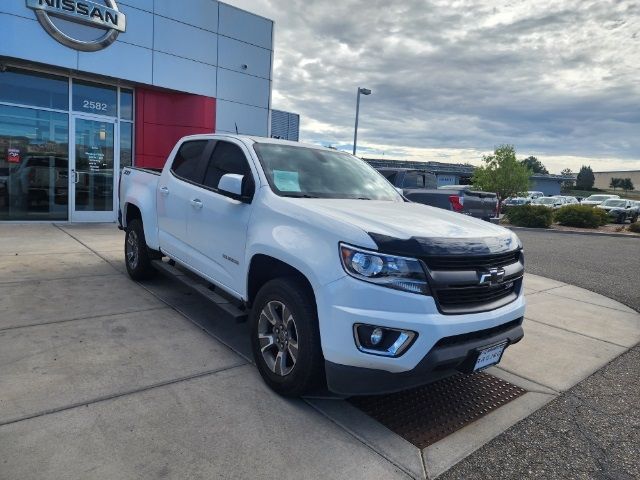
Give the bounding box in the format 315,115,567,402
280,193,319,198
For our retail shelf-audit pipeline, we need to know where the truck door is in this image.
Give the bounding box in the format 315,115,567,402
187,139,255,295
157,140,212,264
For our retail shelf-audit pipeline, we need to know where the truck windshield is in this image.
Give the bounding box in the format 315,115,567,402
253,143,402,201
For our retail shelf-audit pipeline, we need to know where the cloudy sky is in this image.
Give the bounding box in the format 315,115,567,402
227,0,639,174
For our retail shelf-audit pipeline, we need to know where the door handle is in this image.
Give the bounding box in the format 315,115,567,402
71,169,79,184
190,198,203,209
159,186,169,196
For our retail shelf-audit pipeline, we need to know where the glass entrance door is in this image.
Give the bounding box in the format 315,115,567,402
70,116,118,222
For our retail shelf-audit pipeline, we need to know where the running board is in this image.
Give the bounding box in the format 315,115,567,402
151,259,248,323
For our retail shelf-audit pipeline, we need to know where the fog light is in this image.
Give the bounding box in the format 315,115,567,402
370,328,383,345
353,324,417,357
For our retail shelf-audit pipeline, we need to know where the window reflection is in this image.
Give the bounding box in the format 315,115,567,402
72,79,117,117
120,122,133,168
0,68,68,110
0,105,69,220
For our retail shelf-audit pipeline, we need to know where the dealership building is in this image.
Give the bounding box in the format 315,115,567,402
0,0,276,222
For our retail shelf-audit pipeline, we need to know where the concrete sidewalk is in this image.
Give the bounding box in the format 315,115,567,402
1,223,638,479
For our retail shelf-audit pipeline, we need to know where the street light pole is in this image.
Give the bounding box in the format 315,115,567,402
353,87,371,156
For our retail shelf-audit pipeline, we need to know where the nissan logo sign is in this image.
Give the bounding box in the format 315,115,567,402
26,0,127,52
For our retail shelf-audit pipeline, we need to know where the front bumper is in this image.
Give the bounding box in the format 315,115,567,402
316,275,526,394
326,318,524,395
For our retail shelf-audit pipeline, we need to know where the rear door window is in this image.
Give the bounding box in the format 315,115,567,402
380,171,397,183
203,141,250,190
403,171,425,188
171,140,208,183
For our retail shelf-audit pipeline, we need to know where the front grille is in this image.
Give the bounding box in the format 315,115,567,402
422,249,524,314
436,281,516,306
421,250,521,271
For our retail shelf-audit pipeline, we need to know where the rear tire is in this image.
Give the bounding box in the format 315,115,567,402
250,278,324,397
125,218,157,280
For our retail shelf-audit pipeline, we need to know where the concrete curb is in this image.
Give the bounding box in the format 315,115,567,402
506,225,639,238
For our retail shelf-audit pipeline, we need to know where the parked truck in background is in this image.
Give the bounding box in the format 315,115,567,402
377,168,498,221
119,135,525,396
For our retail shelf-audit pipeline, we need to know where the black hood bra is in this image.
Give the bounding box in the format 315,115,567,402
368,232,520,257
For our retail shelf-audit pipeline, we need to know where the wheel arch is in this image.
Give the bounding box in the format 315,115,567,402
247,254,316,309
124,202,142,227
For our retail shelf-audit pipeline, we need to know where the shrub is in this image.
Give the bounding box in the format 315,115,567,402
629,222,640,233
554,205,609,228
505,205,553,228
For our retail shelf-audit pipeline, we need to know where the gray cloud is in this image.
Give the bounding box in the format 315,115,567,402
228,0,640,170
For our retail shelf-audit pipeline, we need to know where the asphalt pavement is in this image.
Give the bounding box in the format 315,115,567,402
515,229,640,311
442,229,640,480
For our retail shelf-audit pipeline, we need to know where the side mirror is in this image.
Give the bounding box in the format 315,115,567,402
218,173,243,197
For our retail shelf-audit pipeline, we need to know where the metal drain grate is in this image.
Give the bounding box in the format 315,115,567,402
348,372,526,449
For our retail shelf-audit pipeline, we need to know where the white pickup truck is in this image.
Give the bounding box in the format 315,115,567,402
119,134,525,396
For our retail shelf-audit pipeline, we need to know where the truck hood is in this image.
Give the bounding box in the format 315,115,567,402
290,199,515,247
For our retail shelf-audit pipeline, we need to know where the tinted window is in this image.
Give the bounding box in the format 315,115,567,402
120,89,133,120
203,141,249,189
0,68,68,110
72,80,117,116
380,171,397,183
403,172,425,188
171,141,207,182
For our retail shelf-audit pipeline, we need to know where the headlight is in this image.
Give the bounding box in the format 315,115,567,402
339,243,430,295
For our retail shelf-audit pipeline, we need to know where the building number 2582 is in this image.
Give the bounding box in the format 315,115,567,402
83,100,108,112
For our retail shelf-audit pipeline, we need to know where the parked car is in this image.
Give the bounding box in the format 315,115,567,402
533,196,566,209
504,197,530,206
581,194,620,206
597,199,639,223
552,195,579,205
377,168,498,221
526,191,544,200
119,135,525,397
502,197,530,213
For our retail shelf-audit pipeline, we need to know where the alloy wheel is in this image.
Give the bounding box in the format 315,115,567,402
257,300,299,376
126,230,139,269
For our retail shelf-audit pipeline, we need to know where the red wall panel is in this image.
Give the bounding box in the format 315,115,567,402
135,87,216,169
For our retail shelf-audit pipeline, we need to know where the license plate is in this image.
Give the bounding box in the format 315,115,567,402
474,342,507,371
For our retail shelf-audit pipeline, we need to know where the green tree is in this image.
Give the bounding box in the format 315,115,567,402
472,145,531,215
576,165,595,190
520,156,548,174
622,178,635,192
610,177,622,191
561,168,574,190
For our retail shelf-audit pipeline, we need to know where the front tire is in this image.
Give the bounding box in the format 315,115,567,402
250,278,324,396
125,218,157,280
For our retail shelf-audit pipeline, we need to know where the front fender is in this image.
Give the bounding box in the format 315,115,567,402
245,225,344,299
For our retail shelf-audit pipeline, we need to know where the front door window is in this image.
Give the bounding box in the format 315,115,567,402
72,118,116,220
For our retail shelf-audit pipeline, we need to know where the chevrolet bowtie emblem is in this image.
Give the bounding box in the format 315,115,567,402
479,267,505,286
